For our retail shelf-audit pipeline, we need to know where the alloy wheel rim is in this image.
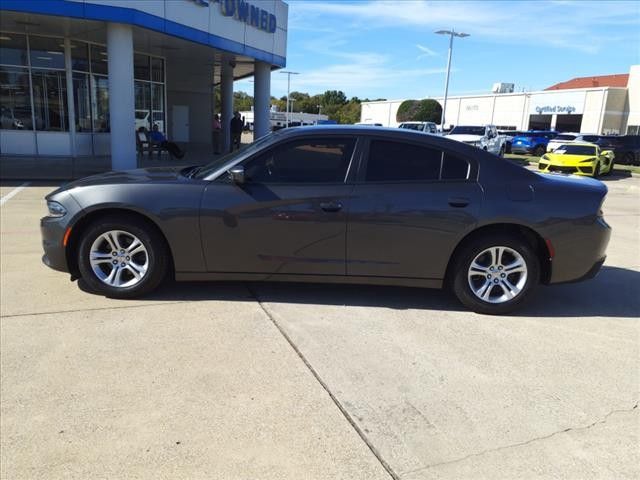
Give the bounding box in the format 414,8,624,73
89,230,149,288
467,246,528,304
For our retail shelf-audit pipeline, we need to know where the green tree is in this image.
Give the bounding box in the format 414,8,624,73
320,90,348,106
233,91,253,112
396,99,442,123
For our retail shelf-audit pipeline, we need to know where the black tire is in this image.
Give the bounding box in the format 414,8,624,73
77,215,168,298
450,234,540,315
499,145,505,157
592,162,600,178
533,145,546,157
603,159,614,176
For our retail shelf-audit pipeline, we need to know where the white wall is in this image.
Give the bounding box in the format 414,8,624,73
625,65,640,132
70,0,288,60
166,60,213,145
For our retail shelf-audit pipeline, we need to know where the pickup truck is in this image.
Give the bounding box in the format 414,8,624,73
446,124,507,156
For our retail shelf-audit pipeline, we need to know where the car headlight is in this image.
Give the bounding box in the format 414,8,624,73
540,155,549,162
47,201,67,218
580,157,596,163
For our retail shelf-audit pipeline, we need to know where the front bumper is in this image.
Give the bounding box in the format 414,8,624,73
538,160,595,176
41,216,71,273
40,191,83,273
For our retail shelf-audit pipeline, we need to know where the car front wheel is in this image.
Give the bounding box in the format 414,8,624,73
451,235,540,315
77,216,168,298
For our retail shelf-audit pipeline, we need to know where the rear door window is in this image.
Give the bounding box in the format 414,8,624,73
365,140,441,182
441,153,470,180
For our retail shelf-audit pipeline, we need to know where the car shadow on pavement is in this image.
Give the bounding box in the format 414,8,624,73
123,265,639,318
600,169,633,182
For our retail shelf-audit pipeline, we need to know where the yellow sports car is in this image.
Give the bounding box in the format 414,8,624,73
538,142,614,177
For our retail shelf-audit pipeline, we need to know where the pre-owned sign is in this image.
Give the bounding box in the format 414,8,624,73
199,0,277,33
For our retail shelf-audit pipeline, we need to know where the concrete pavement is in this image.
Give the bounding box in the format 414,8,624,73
1,173,638,479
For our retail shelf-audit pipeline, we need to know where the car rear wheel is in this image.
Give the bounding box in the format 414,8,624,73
604,159,614,176
451,235,540,315
77,216,168,298
533,145,546,157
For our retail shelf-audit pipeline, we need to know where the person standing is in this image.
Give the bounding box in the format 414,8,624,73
212,114,221,155
230,111,244,151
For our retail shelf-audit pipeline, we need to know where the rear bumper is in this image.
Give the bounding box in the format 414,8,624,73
548,216,611,284
511,145,533,154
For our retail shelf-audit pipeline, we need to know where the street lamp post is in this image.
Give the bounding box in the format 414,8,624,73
435,29,469,132
280,70,299,128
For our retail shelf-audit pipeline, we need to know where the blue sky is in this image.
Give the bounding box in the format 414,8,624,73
236,0,640,100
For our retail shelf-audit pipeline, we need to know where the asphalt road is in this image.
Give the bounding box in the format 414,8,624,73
1,172,638,480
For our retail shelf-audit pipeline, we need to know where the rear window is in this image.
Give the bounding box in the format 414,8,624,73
554,134,577,141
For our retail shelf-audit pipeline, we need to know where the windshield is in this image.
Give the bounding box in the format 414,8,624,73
193,133,278,179
449,126,485,136
399,123,423,131
553,145,597,156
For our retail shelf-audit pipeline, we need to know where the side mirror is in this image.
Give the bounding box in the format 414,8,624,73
229,165,245,184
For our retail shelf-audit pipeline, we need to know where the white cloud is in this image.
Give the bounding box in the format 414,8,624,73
289,0,640,54
416,44,438,59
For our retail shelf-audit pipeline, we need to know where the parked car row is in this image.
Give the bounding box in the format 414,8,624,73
392,122,639,165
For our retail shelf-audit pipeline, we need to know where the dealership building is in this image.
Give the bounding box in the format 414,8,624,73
361,65,640,135
0,0,288,172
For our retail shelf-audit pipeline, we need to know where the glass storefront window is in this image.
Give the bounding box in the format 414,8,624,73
134,53,150,81
151,83,165,132
70,41,89,72
90,44,108,75
0,66,33,130
73,72,92,132
32,69,68,131
91,75,110,132
0,34,166,138
29,36,65,70
135,81,151,130
151,57,164,83
0,33,28,67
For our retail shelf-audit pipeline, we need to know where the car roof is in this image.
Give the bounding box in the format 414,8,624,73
272,125,501,158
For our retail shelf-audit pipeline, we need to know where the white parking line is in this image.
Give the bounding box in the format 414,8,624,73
0,182,31,207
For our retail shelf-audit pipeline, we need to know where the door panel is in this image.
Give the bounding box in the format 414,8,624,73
347,181,483,279
172,105,189,142
200,183,352,274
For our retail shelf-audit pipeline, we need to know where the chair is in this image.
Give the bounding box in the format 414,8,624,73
136,129,163,158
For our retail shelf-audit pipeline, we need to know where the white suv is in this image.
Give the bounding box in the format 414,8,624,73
398,121,438,134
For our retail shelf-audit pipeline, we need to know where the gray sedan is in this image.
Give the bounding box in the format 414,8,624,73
41,126,611,314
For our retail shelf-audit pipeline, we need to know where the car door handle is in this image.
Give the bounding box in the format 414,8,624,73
448,197,470,208
320,201,343,212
